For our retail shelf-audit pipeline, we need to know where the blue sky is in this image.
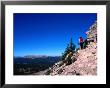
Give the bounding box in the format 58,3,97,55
14,13,97,56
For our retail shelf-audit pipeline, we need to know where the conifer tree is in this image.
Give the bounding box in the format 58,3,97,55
64,44,69,54
61,38,76,60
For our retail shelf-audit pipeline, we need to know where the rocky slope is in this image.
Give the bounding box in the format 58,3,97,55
48,21,97,76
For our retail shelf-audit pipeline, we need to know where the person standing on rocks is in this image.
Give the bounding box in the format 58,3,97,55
79,37,84,49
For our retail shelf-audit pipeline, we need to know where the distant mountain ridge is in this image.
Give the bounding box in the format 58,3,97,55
15,55,60,58
24,55,60,58
14,55,61,75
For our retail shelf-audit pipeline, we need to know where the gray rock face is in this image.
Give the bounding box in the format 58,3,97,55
86,21,97,43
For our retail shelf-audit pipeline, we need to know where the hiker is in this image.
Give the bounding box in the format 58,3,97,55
83,39,87,49
79,37,84,49
83,38,90,49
